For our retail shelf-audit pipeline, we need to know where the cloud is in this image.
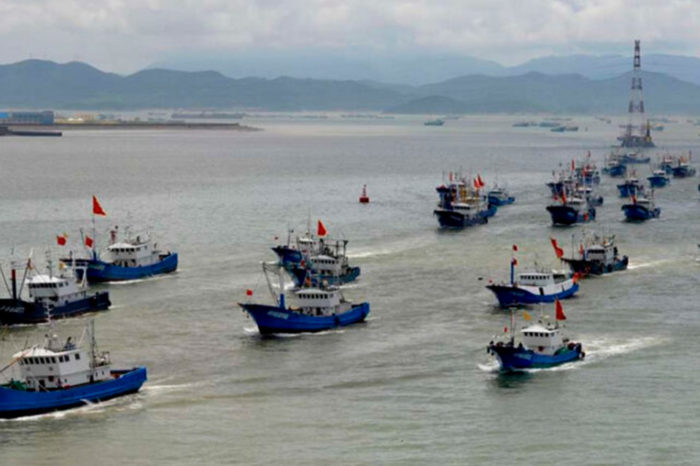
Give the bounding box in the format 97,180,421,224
1,0,700,72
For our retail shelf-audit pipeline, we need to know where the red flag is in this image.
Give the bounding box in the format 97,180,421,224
512,244,518,252
92,196,107,216
246,289,253,296
477,174,485,188
56,235,67,246
561,191,567,204
555,299,566,321
511,258,518,266
550,237,564,259
579,244,585,257
317,220,327,237
571,159,575,171
503,326,508,333
473,178,479,189
85,235,94,248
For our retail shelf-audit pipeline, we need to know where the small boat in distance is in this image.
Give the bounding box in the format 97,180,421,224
546,192,596,226
552,234,628,276
0,320,146,418
0,256,110,326
239,263,369,335
622,193,661,221
487,301,584,371
647,169,670,188
487,185,515,206
424,119,445,126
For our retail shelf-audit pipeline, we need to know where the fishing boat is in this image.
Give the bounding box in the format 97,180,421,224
647,169,670,188
286,240,361,287
602,159,627,177
62,197,177,282
424,119,445,126
486,186,515,206
434,174,496,228
551,234,628,276
575,185,603,207
616,177,644,198
239,263,369,335
487,301,584,371
273,221,360,286
671,160,696,178
546,193,595,226
486,248,579,307
621,193,661,221
0,257,110,326
0,320,146,418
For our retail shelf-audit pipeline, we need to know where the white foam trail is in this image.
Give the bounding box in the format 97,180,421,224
242,326,259,335
627,259,673,270
477,362,500,373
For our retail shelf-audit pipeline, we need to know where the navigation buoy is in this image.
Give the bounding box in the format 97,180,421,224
359,185,370,204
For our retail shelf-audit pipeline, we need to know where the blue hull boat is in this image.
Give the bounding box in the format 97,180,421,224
488,343,584,371
603,164,627,177
487,195,515,207
486,283,579,307
620,154,651,164
289,266,361,287
617,182,642,198
648,174,669,188
271,245,304,267
71,253,178,282
0,367,146,419
562,257,628,275
434,205,496,228
622,204,660,221
240,302,370,335
0,292,110,325
671,165,697,178
546,205,595,226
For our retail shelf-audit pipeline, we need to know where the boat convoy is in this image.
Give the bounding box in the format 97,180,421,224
2,41,699,418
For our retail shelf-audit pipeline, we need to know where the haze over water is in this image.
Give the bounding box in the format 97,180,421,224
1,115,700,464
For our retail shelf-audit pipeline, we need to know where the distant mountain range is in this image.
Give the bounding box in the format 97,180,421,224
153,51,700,86
3,59,700,114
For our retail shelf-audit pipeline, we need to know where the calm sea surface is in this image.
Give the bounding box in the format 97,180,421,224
1,115,700,465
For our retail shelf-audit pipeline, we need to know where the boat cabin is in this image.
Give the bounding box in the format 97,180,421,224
293,287,351,316
520,323,565,355
14,336,111,390
107,238,160,267
585,243,616,263
27,274,88,310
516,272,555,287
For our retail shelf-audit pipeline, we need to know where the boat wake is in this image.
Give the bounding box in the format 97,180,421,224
627,259,674,271
106,273,176,285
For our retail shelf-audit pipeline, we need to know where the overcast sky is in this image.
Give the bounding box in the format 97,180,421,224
1,0,698,73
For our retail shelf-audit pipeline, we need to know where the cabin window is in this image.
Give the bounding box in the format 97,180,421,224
48,376,54,382
75,353,81,360
51,357,57,363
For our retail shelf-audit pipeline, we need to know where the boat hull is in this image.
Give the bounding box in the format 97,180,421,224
69,253,178,282
671,166,697,178
562,256,628,275
0,292,111,325
546,205,595,225
434,209,488,228
240,302,370,335
0,367,146,419
647,175,669,188
488,343,584,371
487,195,515,207
486,282,579,307
622,204,660,221
604,165,627,177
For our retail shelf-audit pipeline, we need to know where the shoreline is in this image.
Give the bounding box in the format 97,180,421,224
6,122,261,131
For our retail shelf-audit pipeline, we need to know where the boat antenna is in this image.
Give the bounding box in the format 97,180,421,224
17,250,32,299
0,263,11,298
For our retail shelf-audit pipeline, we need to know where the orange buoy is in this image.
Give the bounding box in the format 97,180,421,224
359,184,370,203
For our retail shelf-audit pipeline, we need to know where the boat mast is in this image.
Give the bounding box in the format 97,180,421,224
89,319,97,373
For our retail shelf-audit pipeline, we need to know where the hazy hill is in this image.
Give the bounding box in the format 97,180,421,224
3,59,700,114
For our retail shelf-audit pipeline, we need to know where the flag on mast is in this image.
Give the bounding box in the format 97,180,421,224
550,238,564,259
317,220,327,237
85,235,94,248
92,196,107,216
56,234,67,246
555,299,566,321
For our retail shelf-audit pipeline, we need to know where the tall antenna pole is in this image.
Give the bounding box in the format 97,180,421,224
622,40,654,148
